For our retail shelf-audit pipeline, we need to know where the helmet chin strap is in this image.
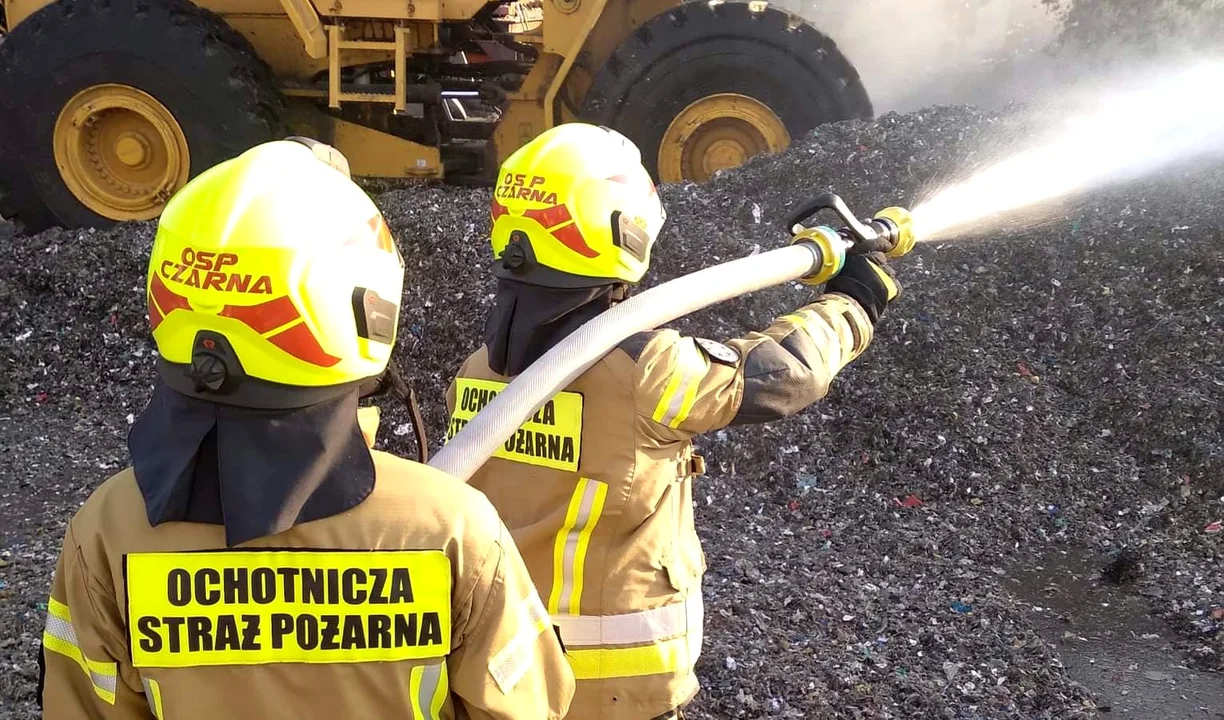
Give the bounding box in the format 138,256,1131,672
358,358,429,464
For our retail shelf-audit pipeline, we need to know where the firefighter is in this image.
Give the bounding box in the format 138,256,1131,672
445,123,900,719
38,138,575,720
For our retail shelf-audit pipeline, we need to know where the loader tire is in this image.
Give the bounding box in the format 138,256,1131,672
581,1,872,184
0,0,284,234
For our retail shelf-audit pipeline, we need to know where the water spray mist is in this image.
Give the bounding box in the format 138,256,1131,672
910,60,1224,242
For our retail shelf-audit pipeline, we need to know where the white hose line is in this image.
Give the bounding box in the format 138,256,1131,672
428,242,822,481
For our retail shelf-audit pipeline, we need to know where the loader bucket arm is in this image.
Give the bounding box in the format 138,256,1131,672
278,0,326,59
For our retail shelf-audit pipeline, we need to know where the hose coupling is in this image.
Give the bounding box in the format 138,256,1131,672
790,226,848,286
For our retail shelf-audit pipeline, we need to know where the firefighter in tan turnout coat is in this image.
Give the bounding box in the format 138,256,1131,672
445,123,901,719
39,138,574,719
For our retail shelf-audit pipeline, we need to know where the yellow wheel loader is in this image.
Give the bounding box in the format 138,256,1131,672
0,0,872,233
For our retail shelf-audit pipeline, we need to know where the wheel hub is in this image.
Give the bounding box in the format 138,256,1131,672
658,93,791,184
115,133,153,169
54,84,190,221
704,138,748,172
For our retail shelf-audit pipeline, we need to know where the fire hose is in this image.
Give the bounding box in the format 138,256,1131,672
428,193,917,481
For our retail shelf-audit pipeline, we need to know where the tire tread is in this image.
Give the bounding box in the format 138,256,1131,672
580,0,873,180
0,0,285,233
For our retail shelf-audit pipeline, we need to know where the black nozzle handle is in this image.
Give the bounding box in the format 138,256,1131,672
784,192,881,244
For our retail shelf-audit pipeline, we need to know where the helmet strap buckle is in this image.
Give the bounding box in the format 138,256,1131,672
502,231,531,273
188,351,231,393
185,331,244,395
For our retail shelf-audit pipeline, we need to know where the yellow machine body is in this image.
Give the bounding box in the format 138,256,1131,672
2,0,675,166
0,0,874,231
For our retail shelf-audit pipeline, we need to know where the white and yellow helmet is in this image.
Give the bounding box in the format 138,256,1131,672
491,123,667,287
147,138,404,402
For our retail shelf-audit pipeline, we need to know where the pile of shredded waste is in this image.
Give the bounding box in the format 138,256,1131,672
3,100,1222,718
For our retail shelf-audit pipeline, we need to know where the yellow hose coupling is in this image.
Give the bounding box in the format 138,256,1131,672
790,226,846,286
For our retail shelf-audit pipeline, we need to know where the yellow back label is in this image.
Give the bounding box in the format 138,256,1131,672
125,550,451,668
447,377,583,472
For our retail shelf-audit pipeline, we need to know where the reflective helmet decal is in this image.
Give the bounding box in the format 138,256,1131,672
491,199,509,223
219,296,298,333
521,204,599,258
149,273,341,368
148,274,191,331
222,295,341,368
264,323,342,368
345,213,398,256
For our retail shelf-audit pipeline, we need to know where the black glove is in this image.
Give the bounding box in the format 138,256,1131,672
826,251,900,325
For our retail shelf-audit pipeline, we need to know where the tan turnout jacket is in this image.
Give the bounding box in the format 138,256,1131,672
445,291,875,719
39,437,575,719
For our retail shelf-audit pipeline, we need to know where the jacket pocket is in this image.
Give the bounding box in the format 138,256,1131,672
661,478,706,596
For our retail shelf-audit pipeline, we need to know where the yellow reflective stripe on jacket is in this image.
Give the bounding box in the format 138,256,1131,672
141,677,166,719
651,341,709,428
779,309,811,332
553,592,702,648
43,597,118,705
565,628,703,681
558,592,704,680
548,478,608,616
489,591,551,695
409,660,448,719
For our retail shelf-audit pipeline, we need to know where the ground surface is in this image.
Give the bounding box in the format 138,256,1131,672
2,102,1223,719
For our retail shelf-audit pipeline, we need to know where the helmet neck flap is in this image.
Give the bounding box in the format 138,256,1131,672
483,276,629,377
129,382,374,548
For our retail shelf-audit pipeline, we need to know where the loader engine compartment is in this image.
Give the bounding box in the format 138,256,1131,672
283,2,544,180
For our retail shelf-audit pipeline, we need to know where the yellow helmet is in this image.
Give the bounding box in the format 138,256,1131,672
147,138,404,405
491,123,667,287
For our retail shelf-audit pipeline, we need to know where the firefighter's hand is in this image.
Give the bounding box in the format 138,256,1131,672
826,251,900,325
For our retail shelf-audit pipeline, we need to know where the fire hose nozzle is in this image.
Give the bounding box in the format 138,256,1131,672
784,194,915,283
872,206,916,259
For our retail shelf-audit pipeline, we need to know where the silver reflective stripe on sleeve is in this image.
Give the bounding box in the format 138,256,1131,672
43,597,118,705
87,664,118,700
651,341,710,429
